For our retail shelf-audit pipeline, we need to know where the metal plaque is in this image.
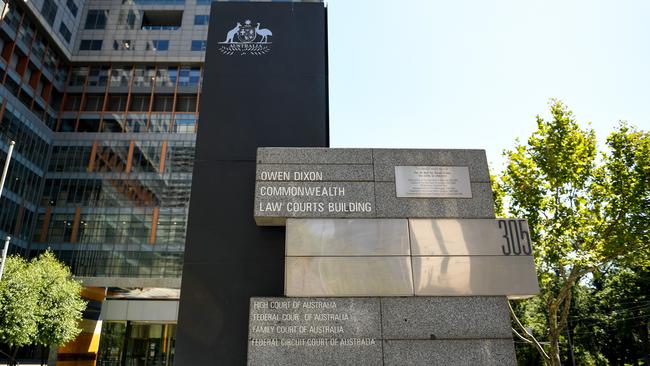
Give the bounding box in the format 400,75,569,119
395,166,472,198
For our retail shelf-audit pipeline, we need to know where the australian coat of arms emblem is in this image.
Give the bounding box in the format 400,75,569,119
218,20,272,56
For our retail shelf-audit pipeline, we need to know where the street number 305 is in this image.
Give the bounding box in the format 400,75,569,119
498,219,532,255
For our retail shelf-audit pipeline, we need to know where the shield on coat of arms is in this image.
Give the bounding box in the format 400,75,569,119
237,25,257,43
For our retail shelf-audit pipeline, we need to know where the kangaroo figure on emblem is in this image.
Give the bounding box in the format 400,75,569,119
255,23,272,43
224,23,241,43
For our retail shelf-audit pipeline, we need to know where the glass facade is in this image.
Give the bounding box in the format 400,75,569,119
97,322,177,366
0,0,219,362
0,0,200,279
0,0,321,363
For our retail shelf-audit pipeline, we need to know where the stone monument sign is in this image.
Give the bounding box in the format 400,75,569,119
248,147,540,365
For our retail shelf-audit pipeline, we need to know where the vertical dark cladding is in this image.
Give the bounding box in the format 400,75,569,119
175,3,328,365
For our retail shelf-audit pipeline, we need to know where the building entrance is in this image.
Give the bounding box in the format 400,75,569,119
97,322,176,366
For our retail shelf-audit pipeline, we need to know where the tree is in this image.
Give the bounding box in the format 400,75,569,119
494,100,650,365
0,256,40,350
31,251,87,347
0,250,86,365
581,265,650,364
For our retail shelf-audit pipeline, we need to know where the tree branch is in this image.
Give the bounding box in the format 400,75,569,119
512,327,534,344
509,301,551,362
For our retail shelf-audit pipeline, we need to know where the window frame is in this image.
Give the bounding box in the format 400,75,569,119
79,39,103,51
85,9,108,30
190,40,206,52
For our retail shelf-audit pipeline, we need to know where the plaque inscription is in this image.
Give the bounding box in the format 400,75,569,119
247,297,382,365
248,298,380,344
395,166,472,198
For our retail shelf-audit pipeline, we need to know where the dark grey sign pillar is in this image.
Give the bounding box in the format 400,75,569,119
174,3,328,365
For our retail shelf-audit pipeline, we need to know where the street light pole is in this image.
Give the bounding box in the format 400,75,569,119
0,236,10,282
0,140,16,282
0,140,15,198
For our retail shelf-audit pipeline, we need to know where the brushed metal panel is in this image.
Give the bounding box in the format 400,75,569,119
286,219,410,256
409,219,532,256
285,257,414,297
395,166,472,198
412,256,539,297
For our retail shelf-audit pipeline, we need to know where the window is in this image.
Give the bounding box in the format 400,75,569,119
107,95,128,110
196,0,213,4
132,67,156,87
118,10,137,29
194,15,209,25
110,67,133,87
97,323,177,366
178,66,201,87
69,67,89,85
87,66,110,86
191,40,206,51
129,95,150,111
85,10,108,29
79,39,103,51
141,10,183,30
41,1,58,26
127,10,136,28
64,94,83,110
173,114,196,133
82,95,105,111
59,23,72,43
66,0,78,17
175,96,197,112
113,40,134,51
147,40,169,51
156,68,176,87
152,94,174,112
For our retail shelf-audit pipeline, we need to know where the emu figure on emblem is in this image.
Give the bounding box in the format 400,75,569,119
256,23,272,43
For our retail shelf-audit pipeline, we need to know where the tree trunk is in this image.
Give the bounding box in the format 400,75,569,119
11,346,19,366
41,346,48,365
548,304,562,366
640,318,650,364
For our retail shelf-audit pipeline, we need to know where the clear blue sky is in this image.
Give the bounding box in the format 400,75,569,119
326,0,650,170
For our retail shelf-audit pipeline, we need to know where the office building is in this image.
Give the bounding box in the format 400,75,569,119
0,0,208,363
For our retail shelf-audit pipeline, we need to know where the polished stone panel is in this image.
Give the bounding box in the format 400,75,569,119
257,164,374,182
285,257,414,297
412,256,539,297
383,339,516,366
409,218,532,256
257,147,373,165
286,219,410,256
381,297,511,339
248,343,382,366
373,149,491,183
248,297,517,365
374,182,495,219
